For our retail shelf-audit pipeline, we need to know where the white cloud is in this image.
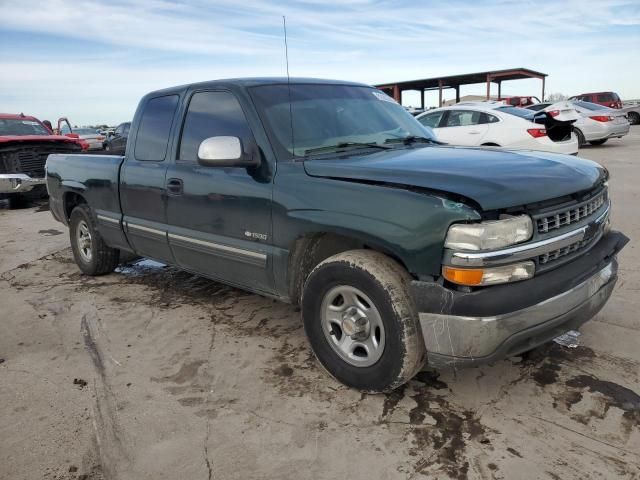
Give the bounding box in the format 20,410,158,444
0,0,638,123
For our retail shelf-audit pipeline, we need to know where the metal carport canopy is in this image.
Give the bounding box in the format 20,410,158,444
375,67,548,107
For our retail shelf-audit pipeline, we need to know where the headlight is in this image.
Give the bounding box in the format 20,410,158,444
443,261,535,286
444,215,533,251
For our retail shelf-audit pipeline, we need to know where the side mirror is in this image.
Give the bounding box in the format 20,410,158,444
197,136,259,168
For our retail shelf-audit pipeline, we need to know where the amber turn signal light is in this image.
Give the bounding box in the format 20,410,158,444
442,266,484,286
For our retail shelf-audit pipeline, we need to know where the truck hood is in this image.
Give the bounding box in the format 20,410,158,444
0,135,78,144
303,146,606,211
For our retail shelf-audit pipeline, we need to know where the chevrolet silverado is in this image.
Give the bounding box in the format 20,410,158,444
46,78,628,392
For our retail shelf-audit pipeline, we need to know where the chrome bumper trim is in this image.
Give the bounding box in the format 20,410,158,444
418,261,616,360
445,203,610,267
0,174,45,194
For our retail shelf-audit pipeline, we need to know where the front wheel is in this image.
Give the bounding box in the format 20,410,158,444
302,250,425,392
69,204,120,275
589,139,608,146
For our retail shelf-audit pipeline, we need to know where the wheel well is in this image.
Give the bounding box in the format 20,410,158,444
63,192,87,220
287,232,409,305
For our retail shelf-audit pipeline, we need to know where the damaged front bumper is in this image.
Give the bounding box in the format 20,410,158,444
411,231,628,369
0,173,46,194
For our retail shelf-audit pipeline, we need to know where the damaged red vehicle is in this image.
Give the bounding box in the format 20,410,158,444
0,113,85,207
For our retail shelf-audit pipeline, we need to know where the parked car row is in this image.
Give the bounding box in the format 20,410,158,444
416,98,630,154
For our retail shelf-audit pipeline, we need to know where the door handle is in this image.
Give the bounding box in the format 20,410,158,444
166,178,183,195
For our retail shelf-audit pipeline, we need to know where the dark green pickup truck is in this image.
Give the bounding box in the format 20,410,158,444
46,78,627,392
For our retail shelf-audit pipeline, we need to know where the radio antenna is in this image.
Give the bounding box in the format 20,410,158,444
283,15,295,155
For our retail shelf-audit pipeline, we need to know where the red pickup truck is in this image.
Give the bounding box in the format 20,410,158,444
0,113,84,207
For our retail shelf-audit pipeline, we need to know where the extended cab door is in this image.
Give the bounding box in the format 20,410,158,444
164,89,274,294
120,95,180,262
434,109,490,146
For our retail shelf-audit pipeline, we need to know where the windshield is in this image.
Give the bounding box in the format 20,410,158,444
572,100,608,111
250,84,435,158
496,106,536,120
0,118,50,136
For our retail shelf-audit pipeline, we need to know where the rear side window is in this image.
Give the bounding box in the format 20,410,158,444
597,93,614,102
418,111,444,128
134,95,179,161
178,91,254,162
444,110,482,127
480,113,500,123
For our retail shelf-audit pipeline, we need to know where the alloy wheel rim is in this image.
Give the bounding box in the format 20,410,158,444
76,220,93,262
320,285,385,367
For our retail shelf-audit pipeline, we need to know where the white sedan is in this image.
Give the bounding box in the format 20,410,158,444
416,101,579,155
526,100,629,146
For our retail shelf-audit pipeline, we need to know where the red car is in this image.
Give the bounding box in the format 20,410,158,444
569,92,623,109
0,113,86,207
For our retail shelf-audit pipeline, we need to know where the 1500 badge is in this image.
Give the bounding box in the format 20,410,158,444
244,231,268,241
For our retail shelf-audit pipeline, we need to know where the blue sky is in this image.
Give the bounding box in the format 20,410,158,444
1,0,638,125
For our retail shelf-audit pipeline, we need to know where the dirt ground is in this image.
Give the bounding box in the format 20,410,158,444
1,128,639,480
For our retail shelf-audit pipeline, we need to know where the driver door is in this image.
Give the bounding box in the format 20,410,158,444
165,89,274,294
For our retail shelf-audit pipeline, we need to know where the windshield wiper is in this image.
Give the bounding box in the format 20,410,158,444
384,135,441,145
304,142,391,156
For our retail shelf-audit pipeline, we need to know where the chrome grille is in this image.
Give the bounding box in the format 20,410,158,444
538,235,598,265
17,151,47,176
536,190,606,234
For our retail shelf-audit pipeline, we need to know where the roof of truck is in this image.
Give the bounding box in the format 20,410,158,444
145,77,370,96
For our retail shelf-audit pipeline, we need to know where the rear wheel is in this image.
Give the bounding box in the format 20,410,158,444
70,204,119,275
302,250,425,392
589,139,608,146
574,128,586,147
628,112,639,125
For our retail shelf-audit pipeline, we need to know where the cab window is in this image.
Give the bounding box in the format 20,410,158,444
134,95,179,161
178,91,254,162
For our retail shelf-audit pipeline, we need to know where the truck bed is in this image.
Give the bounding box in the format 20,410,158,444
46,153,125,226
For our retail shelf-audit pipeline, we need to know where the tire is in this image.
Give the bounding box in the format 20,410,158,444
69,204,120,275
628,112,640,125
5,194,26,209
302,250,425,392
574,128,586,147
589,139,608,146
